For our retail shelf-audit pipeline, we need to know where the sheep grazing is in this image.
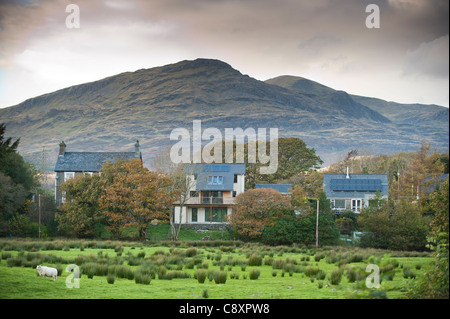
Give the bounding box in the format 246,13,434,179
36,265,58,281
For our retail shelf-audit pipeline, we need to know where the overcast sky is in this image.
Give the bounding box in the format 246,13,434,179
0,0,448,108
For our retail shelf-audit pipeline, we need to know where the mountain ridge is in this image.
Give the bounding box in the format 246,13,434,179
0,58,448,168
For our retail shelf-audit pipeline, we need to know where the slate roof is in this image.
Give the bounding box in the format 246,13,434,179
185,163,246,191
255,184,292,194
323,174,388,199
54,152,137,172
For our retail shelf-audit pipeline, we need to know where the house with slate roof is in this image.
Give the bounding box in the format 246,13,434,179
173,163,246,227
54,140,141,205
323,171,388,213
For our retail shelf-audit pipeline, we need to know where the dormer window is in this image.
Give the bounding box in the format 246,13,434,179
207,175,223,185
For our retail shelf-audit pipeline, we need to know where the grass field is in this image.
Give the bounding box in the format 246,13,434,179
0,238,432,299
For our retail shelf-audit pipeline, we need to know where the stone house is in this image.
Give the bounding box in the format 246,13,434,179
54,140,141,205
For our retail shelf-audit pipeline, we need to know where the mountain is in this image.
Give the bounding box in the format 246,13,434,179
0,58,448,168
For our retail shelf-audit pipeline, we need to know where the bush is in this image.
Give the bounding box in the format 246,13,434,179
314,252,325,262
347,267,365,283
107,274,115,284
214,271,227,284
249,268,261,280
248,254,262,266
135,270,151,285
403,267,416,279
305,266,320,277
185,247,198,257
329,269,342,285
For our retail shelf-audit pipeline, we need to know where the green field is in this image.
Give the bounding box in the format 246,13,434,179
0,239,432,299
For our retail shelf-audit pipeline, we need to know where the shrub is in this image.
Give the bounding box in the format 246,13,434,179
202,289,209,299
403,267,416,279
214,271,227,284
248,254,262,266
305,266,320,277
347,267,365,283
196,270,207,284
137,251,146,258
185,247,198,257
135,270,151,285
249,268,261,280
314,252,325,262
1,252,12,260
329,269,342,285
316,269,327,280
107,274,115,284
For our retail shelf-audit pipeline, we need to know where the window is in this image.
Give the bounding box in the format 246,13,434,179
64,172,75,182
332,199,346,209
234,174,238,183
205,208,227,222
351,199,361,211
191,208,198,222
190,191,199,198
207,175,224,185
202,191,223,204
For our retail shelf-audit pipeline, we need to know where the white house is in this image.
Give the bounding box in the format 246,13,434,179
323,172,389,213
173,163,246,226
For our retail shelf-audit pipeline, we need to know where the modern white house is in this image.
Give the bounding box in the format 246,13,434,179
173,163,246,227
323,172,389,213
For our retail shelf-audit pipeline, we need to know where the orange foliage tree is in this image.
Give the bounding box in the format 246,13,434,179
99,159,175,240
230,188,292,239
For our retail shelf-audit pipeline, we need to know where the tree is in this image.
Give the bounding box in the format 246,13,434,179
152,147,196,241
249,138,322,187
400,141,445,201
99,159,175,240
55,174,104,238
0,124,39,233
0,123,19,155
358,197,430,251
290,184,313,214
230,188,292,240
315,191,340,245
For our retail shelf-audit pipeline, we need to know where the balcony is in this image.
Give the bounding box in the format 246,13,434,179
183,196,235,206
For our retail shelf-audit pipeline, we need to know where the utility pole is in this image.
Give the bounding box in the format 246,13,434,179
316,199,319,249
38,193,41,240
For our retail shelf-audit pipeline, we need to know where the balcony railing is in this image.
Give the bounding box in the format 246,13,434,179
202,196,223,204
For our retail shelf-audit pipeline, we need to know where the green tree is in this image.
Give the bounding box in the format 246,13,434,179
315,191,340,245
7,214,33,237
55,174,104,238
409,178,449,298
245,137,322,188
0,124,39,233
358,198,430,251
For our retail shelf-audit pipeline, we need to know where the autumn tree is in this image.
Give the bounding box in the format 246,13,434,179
290,184,313,214
230,188,292,240
99,159,175,240
398,142,445,201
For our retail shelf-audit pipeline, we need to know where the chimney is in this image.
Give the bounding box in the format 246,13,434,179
134,140,140,158
59,141,66,156
346,166,350,179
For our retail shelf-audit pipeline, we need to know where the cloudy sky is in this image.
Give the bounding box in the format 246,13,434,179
0,0,448,108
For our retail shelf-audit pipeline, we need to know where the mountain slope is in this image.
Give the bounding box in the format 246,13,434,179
0,58,448,168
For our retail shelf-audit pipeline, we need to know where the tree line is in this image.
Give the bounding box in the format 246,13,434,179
1,123,448,253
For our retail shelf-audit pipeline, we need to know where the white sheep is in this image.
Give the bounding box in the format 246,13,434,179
36,265,58,281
